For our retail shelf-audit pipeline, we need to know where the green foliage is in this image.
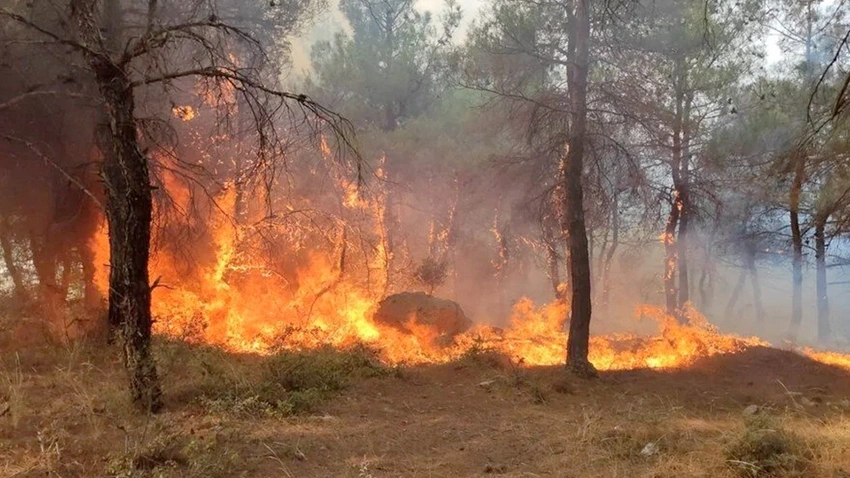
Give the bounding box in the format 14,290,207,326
457,337,513,369
105,427,242,477
725,414,812,478
307,0,461,131
193,345,389,418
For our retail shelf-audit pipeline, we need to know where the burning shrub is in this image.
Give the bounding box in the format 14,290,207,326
725,414,812,478
413,256,448,295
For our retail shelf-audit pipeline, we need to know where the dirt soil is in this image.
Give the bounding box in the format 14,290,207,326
3,339,850,477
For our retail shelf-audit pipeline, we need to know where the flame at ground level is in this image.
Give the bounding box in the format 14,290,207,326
91,216,845,371
87,178,850,373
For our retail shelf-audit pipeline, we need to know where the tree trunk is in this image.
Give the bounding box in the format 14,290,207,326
71,0,162,412
564,0,596,378
745,243,765,324
599,195,619,312
542,213,564,302
662,198,680,317
677,92,693,315
723,267,746,323
0,218,28,304
815,218,831,343
100,68,162,412
80,241,102,310
788,152,805,340
698,264,713,314
29,232,65,331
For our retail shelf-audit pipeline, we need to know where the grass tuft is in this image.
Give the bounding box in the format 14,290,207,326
189,344,389,417
725,413,813,477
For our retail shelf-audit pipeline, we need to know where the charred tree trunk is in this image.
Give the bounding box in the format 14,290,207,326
677,93,692,315
71,0,162,412
99,67,162,412
789,152,805,340
665,59,691,323
815,217,831,343
662,197,680,317
564,0,596,378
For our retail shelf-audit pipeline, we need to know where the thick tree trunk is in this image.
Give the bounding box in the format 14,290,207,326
788,153,805,340
99,67,162,412
71,0,162,412
564,0,596,378
815,218,831,343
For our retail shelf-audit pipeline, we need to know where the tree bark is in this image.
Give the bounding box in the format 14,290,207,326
100,66,162,412
71,0,162,412
564,0,596,378
815,217,831,343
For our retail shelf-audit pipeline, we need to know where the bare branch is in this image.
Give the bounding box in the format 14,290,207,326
0,90,92,111
0,8,98,57
0,134,104,211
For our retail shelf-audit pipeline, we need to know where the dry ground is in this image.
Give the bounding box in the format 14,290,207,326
3,324,850,477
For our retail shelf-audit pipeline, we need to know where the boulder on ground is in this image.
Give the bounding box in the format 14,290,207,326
373,292,472,346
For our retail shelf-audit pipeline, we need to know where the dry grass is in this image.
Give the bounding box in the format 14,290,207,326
2,315,850,477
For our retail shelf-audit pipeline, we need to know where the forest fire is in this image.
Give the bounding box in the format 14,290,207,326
87,180,785,371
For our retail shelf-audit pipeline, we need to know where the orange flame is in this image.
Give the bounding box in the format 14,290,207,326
85,152,850,373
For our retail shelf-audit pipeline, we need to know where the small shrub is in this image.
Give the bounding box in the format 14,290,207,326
105,429,241,477
457,339,513,370
413,257,448,295
725,414,812,477
195,345,388,417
